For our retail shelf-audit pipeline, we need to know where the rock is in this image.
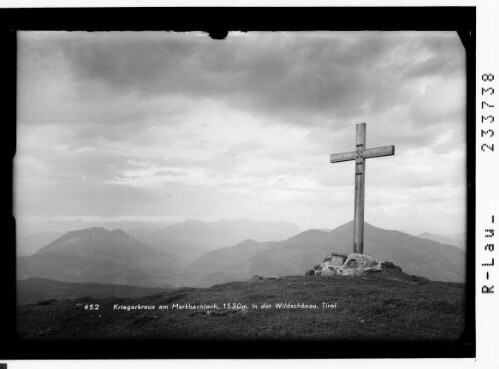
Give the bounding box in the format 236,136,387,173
380,261,402,273
250,275,264,281
305,253,402,277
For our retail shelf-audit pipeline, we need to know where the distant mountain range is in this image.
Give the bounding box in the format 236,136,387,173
17,231,63,256
418,232,465,250
177,221,465,286
17,220,466,298
132,219,300,262
17,227,178,287
191,239,276,273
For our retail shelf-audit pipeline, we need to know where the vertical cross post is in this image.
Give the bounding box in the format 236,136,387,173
329,122,394,255
354,123,366,254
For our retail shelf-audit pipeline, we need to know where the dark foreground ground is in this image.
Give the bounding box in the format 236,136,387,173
17,273,466,341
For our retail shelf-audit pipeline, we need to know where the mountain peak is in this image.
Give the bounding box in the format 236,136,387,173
37,227,114,254
56,227,110,240
332,220,385,233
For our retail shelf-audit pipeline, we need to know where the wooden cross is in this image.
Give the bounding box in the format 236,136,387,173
330,123,395,254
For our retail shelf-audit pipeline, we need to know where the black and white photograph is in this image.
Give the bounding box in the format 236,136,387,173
14,28,471,346
0,5,489,364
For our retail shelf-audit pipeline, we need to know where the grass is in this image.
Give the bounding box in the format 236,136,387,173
17,273,466,341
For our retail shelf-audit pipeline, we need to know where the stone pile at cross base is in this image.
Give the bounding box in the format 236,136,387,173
305,253,402,277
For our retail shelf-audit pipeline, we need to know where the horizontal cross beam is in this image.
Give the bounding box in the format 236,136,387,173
330,145,395,163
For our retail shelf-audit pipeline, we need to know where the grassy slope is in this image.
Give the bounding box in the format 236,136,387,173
17,278,172,305
17,273,465,341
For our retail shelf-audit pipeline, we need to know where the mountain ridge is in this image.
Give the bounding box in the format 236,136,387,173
17,221,466,290
185,220,465,286
418,232,465,249
137,218,300,262
17,227,179,287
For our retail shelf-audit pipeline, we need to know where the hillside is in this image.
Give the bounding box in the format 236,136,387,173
17,227,179,287
418,232,465,250
139,219,300,262
16,221,466,292
17,273,465,341
177,221,465,286
17,278,172,305
192,239,275,273
17,230,63,256
165,239,277,287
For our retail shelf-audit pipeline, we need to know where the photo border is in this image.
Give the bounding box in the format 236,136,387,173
0,6,476,359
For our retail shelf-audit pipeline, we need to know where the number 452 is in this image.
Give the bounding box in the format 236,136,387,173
84,304,99,310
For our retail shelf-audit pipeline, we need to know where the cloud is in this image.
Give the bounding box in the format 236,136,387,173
20,31,464,126
16,31,467,235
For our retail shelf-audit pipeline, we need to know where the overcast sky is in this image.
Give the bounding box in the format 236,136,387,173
16,31,466,235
